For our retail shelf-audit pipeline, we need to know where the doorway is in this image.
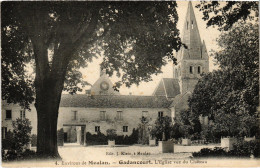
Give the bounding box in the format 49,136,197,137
64,132,68,143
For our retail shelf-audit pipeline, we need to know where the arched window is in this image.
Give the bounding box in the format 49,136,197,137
198,66,201,74
190,66,193,74
187,22,189,29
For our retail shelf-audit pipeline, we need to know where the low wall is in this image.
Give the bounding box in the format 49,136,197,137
174,144,221,153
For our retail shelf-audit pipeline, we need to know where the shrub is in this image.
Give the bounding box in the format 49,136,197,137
85,129,139,145
193,147,228,157
150,116,172,141
129,128,139,144
115,135,124,144
137,117,150,144
2,149,36,162
1,119,35,162
231,139,260,157
2,149,18,161
57,129,64,146
31,134,37,147
19,149,36,160
12,118,32,153
170,123,183,140
106,129,117,140
85,132,107,145
2,131,15,150
193,140,260,158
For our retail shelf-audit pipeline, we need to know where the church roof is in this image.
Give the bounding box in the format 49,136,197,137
152,78,180,98
60,94,172,108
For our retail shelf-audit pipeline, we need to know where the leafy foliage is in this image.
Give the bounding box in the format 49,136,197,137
2,119,35,161
2,131,15,150
2,2,182,156
193,147,228,157
85,131,107,145
106,129,117,140
231,139,260,157
189,22,259,138
2,1,182,105
170,123,182,140
150,116,172,141
196,1,259,31
85,129,138,145
31,134,37,147
193,140,260,158
12,118,32,153
2,149,37,162
173,109,201,139
57,129,64,146
137,117,150,145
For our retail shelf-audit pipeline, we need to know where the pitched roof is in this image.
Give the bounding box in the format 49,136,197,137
170,91,192,107
60,94,172,108
152,78,180,98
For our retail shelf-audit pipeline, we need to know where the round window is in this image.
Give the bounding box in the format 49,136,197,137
100,81,109,91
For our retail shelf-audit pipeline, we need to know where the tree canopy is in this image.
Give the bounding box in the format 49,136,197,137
1,1,182,157
196,1,259,30
150,116,172,141
2,2,182,108
189,22,259,137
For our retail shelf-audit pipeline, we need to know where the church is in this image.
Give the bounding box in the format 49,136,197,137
2,2,209,144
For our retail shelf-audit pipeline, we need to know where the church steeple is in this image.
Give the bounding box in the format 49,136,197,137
178,1,204,60
173,2,209,94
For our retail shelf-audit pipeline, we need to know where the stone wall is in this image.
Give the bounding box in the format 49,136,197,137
1,102,38,134
2,102,171,139
58,107,171,136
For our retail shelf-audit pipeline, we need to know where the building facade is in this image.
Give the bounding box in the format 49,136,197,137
1,2,209,144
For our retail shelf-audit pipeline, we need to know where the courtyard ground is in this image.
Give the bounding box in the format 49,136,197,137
2,143,260,167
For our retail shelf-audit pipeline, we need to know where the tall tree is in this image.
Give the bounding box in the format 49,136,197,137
196,1,259,30
189,22,259,138
150,116,172,141
1,2,182,157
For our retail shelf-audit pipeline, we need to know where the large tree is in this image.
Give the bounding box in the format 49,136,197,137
1,2,182,157
189,22,259,138
196,1,258,30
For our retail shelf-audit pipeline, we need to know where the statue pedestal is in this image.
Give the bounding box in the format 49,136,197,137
108,140,115,147
158,141,173,153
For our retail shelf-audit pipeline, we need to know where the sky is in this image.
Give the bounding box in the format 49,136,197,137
79,1,221,96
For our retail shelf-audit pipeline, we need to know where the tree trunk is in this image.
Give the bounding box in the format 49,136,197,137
28,5,98,157
35,82,62,158
32,42,68,158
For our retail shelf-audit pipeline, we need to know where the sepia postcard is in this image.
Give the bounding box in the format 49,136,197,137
1,0,259,167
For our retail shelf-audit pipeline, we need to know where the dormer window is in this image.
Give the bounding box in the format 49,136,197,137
191,21,194,29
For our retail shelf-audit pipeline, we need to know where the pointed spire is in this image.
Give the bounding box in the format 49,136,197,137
201,40,208,59
179,1,203,60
